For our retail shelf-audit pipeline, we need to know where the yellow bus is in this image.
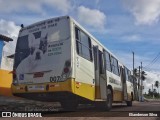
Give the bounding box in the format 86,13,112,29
11,16,133,111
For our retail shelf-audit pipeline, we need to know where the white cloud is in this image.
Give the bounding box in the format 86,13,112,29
0,0,72,14
77,6,107,30
121,34,142,42
123,0,160,25
0,19,20,37
46,0,72,14
0,19,20,55
143,71,160,93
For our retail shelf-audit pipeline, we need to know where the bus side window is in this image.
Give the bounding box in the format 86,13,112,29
105,51,112,72
75,27,81,55
111,56,119,76
128,70,132,83
125,67,129,81
75,27,93,61
119,65,121,75
99,50,105,74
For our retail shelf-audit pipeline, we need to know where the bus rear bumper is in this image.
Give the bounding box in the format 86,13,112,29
11,78,75,101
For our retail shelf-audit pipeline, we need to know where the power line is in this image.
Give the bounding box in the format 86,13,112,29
143,52,160,70
143,69,160,76
145,52,160,67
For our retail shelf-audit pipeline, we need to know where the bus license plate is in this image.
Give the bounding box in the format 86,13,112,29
28,85,45,91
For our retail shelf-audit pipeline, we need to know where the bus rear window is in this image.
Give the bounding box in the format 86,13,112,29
16,35,29,51
14,35,30,68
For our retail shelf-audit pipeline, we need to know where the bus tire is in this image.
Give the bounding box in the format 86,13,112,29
105,88,113,111
61,101,78,111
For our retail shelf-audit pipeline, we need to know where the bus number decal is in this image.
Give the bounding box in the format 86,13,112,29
50,76,61,82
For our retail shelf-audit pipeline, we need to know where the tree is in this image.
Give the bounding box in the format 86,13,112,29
154,81,159,96
134,68,138,77
148,88,151,95
141,71,147,81
153,89,157,95
155,81,159,89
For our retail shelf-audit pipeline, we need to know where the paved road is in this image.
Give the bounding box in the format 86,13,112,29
43,101,160,117
43,101,160,120
0,95,160,120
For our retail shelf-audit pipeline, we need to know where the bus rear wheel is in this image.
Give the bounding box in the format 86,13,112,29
95,88,112,111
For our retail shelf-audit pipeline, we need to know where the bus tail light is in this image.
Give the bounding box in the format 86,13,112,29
63,67,69,73
63,60,71,73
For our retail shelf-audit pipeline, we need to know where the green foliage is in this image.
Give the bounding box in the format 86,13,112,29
141,71,146,81
147,88,160,99
155,81,159,89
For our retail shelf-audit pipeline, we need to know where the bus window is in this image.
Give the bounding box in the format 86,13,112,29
75,27,93,61
118,65,121,75
128,70,132,83
75,27,80,40
99,50,105,74
14,35,30,68
105,51,112,72
125,67,129,81
111,56,119,76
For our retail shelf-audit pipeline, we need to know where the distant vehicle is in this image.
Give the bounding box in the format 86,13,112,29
11,16,133,111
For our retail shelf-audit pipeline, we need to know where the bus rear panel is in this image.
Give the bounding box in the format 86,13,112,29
12,16,78,101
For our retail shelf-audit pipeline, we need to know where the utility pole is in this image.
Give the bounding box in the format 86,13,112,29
133,52,134,75
140,62,143,102
132,52,138,101
152,84,154,99
138,66,140,101
132,52,135,100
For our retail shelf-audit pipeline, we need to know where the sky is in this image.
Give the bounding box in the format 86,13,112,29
0,0,160,93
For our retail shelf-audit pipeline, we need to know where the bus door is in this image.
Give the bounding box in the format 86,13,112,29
120,67,128,101
93,46,107,100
